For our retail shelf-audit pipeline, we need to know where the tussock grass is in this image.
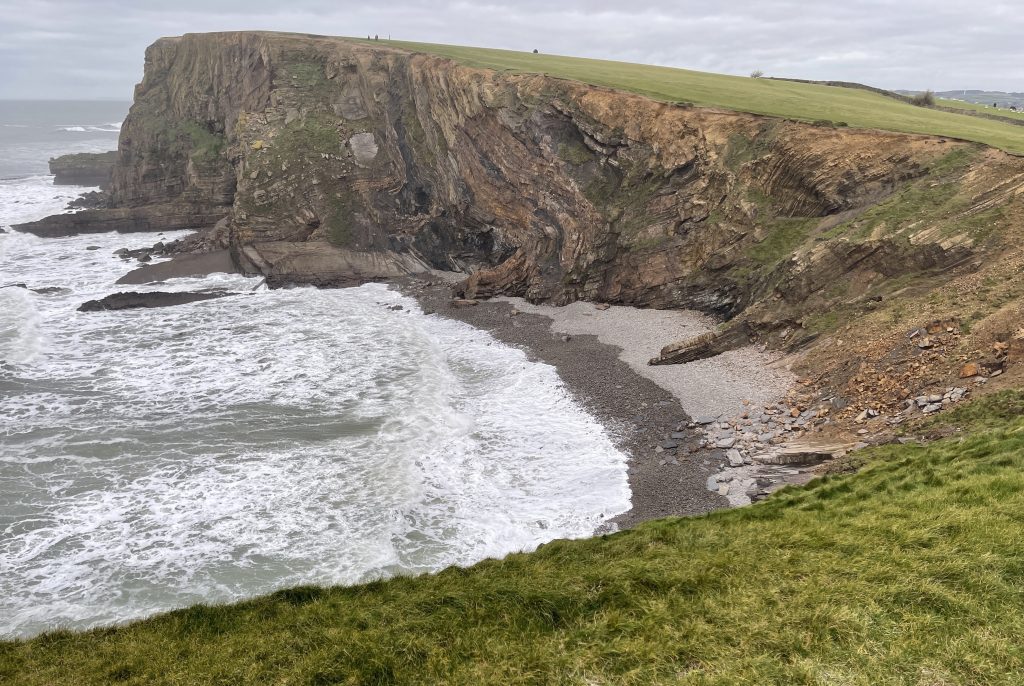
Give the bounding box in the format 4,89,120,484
3,395,1024,684
378,40,1024,155
918,389,1024,433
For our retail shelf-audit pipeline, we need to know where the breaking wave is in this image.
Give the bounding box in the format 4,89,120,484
0,180,631,638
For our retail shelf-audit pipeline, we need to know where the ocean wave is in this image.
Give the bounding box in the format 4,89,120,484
0,194,631,638
0,175,92,225
55,123,122,133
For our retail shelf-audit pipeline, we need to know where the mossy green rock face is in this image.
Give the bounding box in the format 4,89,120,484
32,32,1023,318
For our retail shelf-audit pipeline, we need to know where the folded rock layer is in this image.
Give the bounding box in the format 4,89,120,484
16,32,1023,338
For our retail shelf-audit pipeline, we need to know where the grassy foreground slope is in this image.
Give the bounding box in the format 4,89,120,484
3,393,1024,685
380,40,1024,155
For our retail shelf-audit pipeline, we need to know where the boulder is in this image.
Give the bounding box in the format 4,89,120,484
960,362,981,378
348,132,379,167
651,323,752,365
753,443,851,465
67,190,108,210
925,319,958,335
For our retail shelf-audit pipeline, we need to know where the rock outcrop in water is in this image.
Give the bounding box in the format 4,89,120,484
15,33,1024,366
48,151,118,187
77,290,235,311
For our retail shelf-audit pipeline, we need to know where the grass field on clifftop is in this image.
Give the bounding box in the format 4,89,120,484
378,40,1024,155
3,392,1024,684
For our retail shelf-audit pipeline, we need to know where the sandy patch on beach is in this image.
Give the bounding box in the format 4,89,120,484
500,298,794,421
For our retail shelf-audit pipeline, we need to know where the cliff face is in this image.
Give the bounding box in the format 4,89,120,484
16,32,1023,325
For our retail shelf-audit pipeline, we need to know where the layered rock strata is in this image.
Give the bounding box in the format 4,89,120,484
16,32,1023,346
48,151,118,186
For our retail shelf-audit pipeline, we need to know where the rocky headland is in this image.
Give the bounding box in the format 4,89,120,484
16,32,985,293
8,31,1024,686
48,151,118,187
14,30,1024,513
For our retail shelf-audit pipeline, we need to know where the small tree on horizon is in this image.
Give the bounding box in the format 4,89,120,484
910,89,936,107
749,70,764,78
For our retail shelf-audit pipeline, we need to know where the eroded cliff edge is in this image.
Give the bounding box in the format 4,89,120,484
16,32,1024,399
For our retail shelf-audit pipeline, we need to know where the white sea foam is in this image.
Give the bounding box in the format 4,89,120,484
55,123,122,133
0,175,90,226
0,178,631,637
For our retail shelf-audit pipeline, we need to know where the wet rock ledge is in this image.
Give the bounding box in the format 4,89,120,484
78,290,234,311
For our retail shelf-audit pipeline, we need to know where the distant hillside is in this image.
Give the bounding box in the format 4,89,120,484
899,89,1024,109
937,90,1024,108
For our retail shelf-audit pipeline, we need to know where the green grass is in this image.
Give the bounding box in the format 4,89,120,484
325,188,356,246
177,120,226,167
275,56,341,103
822,147,985,241
804,308,843,334
916,389,1024,433
371,40,1024,155
4,394,1024,684
936,98,1024,122
556,139,593,166
747,217,817,266
269,112,342,164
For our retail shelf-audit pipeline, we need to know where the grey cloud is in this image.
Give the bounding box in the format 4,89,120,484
0,0,1021,99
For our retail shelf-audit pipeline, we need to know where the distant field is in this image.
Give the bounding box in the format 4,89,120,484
378,40,1024,155
936,97,1024,122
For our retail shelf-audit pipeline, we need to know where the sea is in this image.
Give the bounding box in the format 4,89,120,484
0,101,631,638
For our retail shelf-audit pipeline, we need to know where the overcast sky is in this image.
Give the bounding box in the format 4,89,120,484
1,0,1021,100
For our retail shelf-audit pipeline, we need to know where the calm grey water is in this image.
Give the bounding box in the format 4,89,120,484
0,101,631,638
